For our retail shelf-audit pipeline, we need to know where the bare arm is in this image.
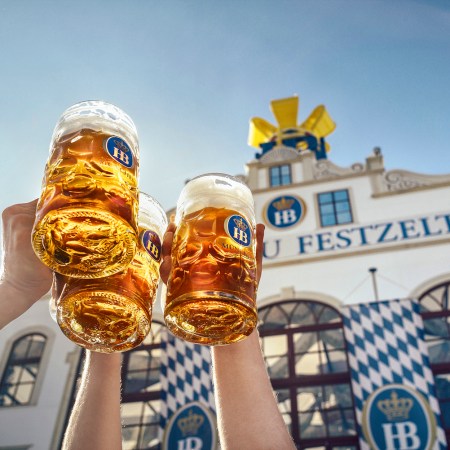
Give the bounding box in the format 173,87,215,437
62,351,123,450
161,222,295,450
212,331,295,450
0,200,52,329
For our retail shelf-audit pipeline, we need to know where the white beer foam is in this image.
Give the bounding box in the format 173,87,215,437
176,173,255,221
50,100,139,155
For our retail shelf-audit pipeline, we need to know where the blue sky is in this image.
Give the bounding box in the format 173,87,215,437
1,0,449,219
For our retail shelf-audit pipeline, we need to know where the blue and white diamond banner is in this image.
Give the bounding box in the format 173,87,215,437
159,329,216,436
342,299,447,450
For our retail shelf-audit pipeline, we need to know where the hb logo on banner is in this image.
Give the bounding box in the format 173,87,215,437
362,384,437,450
342,299,447,450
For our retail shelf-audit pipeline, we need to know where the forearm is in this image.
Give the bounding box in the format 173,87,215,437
211,330,295,450
0,281,40,330
62,351,123,450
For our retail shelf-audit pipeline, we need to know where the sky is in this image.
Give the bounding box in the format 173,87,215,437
1,0,450,230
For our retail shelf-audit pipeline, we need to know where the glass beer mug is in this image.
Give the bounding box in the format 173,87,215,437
32,100,139,278
53,193,168,352
163,173,258,345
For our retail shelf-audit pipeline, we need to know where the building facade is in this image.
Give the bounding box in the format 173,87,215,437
1,96,450,449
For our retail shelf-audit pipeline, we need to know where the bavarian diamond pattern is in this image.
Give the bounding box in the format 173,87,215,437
159,329,216,433
342,298,447,450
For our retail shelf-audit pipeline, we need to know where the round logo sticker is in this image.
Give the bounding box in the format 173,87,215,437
225,214,252,247
140,230,162,262
362,384,437,450
264,195,305,229
162,401,217,450
104,136,134,168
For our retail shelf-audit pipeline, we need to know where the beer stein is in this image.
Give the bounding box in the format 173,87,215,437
32,100,139,278
163,173,258,345
53,192,167,352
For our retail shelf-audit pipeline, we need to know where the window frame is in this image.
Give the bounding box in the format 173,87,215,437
317,189,353,228
269,164,292,187
259,300,359,449
0,333,48,408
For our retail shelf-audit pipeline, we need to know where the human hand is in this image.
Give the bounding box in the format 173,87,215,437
159,222,265,285
1,199,53,304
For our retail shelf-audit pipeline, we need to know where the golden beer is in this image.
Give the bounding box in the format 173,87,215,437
32,101,139,278
54,193,167,352
164,174,257,345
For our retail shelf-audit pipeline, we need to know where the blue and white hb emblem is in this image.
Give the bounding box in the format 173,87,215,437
141,229,162,262
225,214,252,247
163,401,217,450
104,136,134,168
362,384,437,450
264,195,305,229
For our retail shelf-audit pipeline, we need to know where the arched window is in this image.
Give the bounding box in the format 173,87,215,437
0,333,47,406
259,300,359,450
418,281,450,442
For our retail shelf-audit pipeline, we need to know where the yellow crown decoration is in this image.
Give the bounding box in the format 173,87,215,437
177,409,204,436
248,95,336,160
233,217,248,231
377,391,413,421
273,197,295,211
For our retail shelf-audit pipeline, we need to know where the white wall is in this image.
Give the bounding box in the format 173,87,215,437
0,296,77,450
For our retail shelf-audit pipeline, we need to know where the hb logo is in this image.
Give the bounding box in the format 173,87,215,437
264,195,305,229
141,230,162,261
163,402,217,450
225,215,252,247
362,385,437,450
104,136,134,168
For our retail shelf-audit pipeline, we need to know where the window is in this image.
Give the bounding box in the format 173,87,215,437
419,281,450,443
318,190,353,227
259,300,358,449
0,333,47,406
270,164,292,187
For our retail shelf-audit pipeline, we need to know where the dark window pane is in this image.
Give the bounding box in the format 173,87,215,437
325,384,353,408
300,411,326,438
318,193,333,204
423,318,450,338
335,202,350,213
428,340,450,364
321,351,348,373
334,190,349,201
337,212,352,224
291,302,316,326
281,165,290,175
320,204,335,215
322,214,336,226
320,329,345,350
326,409,356,436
